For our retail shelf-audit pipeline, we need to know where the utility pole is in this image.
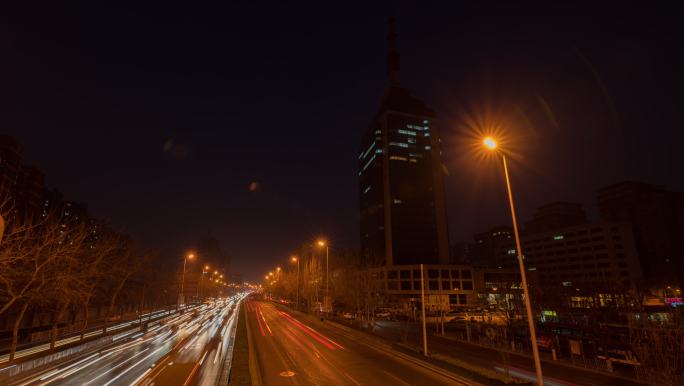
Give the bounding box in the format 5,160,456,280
420,264,428,356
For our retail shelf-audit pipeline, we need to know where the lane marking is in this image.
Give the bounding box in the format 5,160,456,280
382,370,411,386
255,306,266,337
101,345,165,386
214,342,223,364
83,348,150,385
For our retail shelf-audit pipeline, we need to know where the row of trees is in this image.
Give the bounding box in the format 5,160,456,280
265,247,386,318
0,203,178,361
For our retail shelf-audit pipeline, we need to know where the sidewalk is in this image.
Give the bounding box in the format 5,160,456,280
321,316,649,386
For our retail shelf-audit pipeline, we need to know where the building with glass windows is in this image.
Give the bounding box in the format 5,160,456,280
358,19,449,268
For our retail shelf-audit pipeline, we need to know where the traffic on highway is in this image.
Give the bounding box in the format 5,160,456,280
4,294,247,386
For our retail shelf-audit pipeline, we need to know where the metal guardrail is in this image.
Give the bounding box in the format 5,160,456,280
0,305,198,383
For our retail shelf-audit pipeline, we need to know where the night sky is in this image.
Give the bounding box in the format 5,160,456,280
3,2,683,281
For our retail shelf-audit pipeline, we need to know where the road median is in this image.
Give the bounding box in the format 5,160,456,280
228,302,252,386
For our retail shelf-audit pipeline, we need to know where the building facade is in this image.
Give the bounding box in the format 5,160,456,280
598,181,684,292
522,222,642,290
358,19,449,267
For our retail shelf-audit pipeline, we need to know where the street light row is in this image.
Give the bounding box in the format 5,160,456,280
264,238,329,309
179,252,231,309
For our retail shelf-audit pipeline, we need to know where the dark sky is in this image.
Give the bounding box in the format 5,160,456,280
3,2,683,281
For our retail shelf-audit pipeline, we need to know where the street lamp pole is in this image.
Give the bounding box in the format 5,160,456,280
420,264,428,356
325,245,329,302
292,256,300,310
179,253,194,310
485,137,543,386
317,240,330,312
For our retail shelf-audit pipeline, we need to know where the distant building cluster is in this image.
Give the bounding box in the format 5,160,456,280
357,22,683,313
0,135,103,235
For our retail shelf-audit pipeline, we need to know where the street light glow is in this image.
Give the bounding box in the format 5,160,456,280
291,256,298,262
317,239,326,247
187,253,195,259
483,137,497,150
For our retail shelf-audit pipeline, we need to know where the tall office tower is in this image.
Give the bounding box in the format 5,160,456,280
359,19,449,267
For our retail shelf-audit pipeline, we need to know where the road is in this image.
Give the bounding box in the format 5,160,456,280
244,299,473,386
4,295,245,386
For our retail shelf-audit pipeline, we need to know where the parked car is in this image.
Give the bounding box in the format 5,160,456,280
597,347,641,366
375,311,391,319
342,312,356,320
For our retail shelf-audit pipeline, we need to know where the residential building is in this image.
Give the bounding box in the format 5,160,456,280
524,202,587,234
523,221,642,290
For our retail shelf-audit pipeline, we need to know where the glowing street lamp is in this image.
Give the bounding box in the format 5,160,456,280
483,136,497,150
291,256,300,309
482,136,543,386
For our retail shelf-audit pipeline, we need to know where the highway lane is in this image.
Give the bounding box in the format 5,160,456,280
245,299,472,386
6,295,245,386
143,296,240,386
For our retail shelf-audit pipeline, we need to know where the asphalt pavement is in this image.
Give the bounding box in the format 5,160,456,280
244,299,473,386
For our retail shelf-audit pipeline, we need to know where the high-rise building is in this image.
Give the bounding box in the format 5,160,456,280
359,19,449,267
598,181,684,292
524,202,587,234
472,226,515,268
0,136,47,220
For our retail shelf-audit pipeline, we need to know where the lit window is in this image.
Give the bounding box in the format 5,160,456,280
363,154,376,171
389,156,407,161
424,133,430,137
507,249,516,255
375,130,381,134
363,186,372,194
375,149,383,154
553,235,564,240
407,138,416,144
393,199,402,204
398,129,417,136
425,145,431,150
409,158,417,163
389,142,408,148
423,120,429,124
361,142,377,160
